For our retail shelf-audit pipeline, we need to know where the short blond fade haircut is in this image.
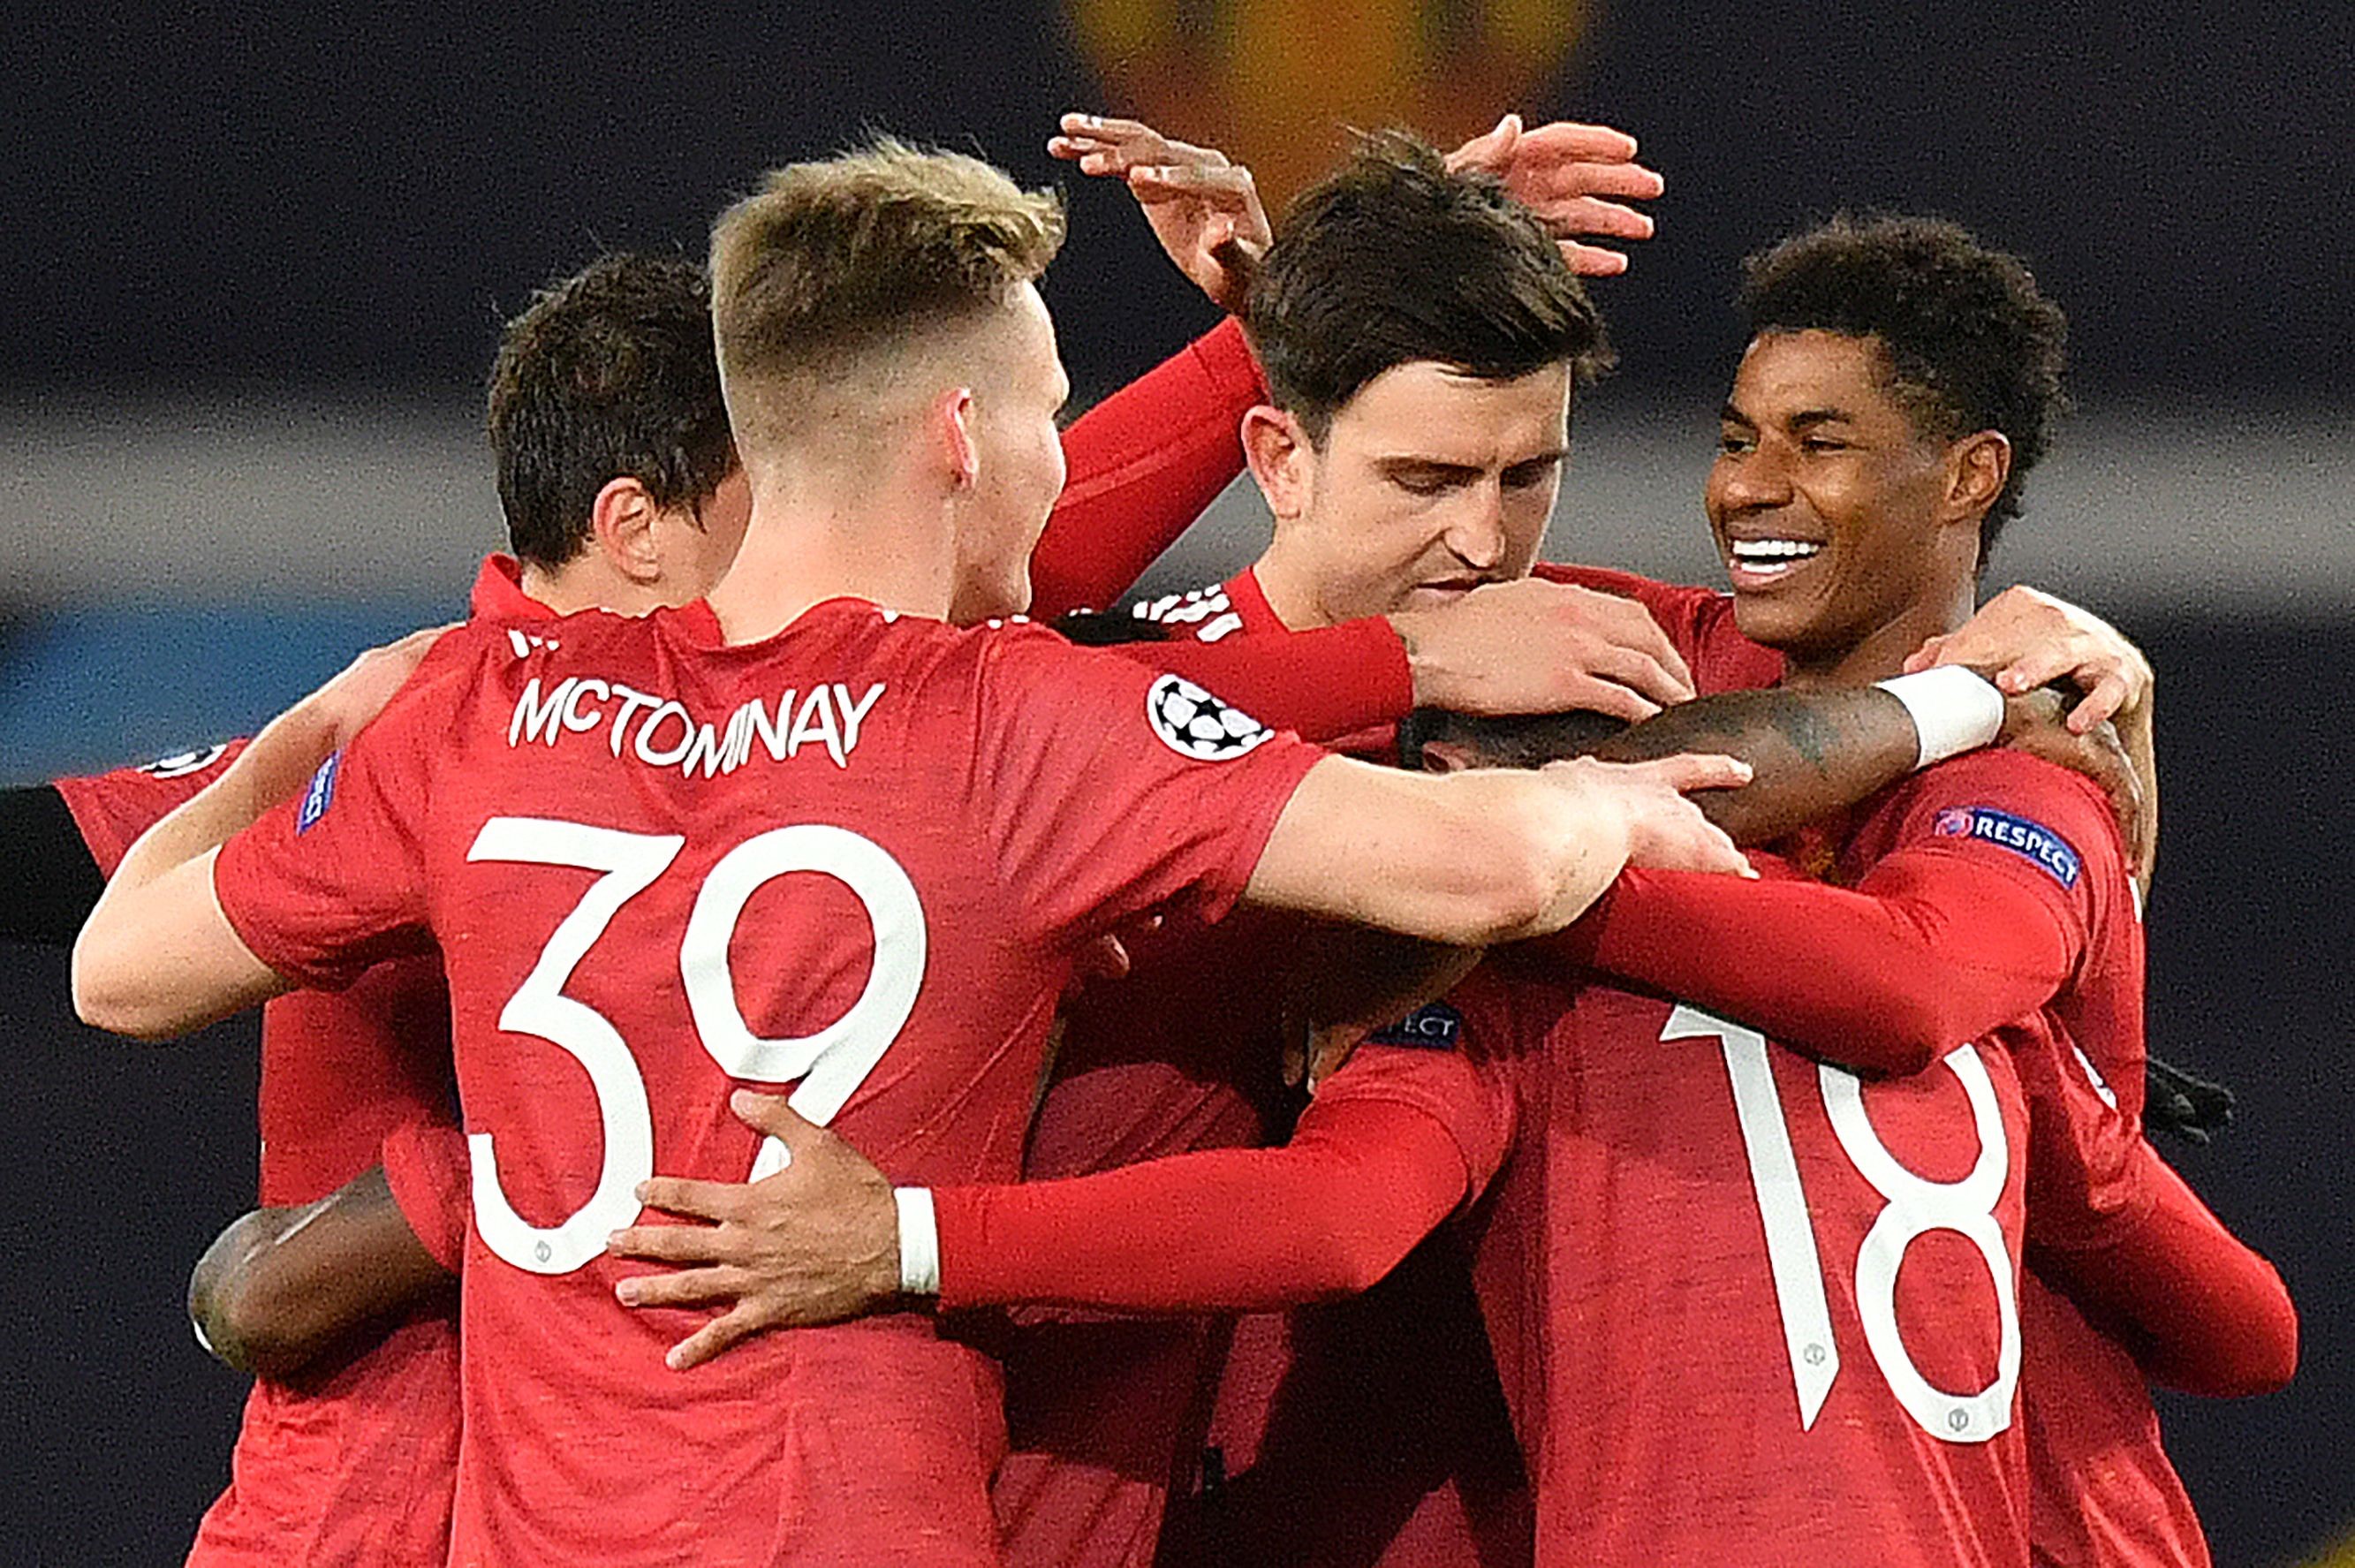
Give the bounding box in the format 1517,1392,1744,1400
710,139,1066,453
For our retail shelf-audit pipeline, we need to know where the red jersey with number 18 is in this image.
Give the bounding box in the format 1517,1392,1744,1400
209,597,1322,1567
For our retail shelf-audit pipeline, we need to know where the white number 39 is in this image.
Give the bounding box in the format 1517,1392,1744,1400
464,817,927,1276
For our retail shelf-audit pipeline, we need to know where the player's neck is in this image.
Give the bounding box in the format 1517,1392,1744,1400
706,481,956,643
1780,582,1976,690
1246,546,1335,631
520,557,664,619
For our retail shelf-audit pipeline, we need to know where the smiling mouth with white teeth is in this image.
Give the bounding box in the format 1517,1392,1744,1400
1726,537,1824,583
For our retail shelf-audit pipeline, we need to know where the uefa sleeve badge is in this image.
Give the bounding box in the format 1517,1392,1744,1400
1146,674,1275,761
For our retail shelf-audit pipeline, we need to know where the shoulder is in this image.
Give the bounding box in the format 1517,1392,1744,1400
1885,749,2123,890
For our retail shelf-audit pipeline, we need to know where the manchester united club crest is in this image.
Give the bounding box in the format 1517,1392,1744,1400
1066,0,1593,203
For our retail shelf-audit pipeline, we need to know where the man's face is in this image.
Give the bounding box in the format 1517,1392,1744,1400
950,281,1070,625
1707,330,1957,658
1275,360,1570,623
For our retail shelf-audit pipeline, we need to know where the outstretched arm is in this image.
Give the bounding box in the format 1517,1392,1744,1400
610,1048,1509,1368
73,629,446,1038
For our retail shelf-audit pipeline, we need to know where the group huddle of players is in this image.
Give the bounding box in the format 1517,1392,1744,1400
8,105,2300,1566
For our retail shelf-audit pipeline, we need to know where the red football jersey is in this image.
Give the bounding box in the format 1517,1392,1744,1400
1844,752,2200,1568
1450,970,2044,1566
1009,564,1774,1568
211,596,1323,1566
57,738,462,1568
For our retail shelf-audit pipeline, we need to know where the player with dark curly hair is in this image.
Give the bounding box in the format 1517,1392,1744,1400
1733,213,2069,572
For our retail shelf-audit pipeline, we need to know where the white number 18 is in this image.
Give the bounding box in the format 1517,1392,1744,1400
1661,1005,2020,1444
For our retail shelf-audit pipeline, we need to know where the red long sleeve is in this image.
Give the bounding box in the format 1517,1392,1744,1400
932,1049,1509,1312
2013,1014,2297,1398
1031,318,1264,618
1131,617,1416,745
2031,1143,2298,1398
1567,852,2080,1077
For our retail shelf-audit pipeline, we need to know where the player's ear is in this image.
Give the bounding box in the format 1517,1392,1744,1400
1943,430,2011,523
1241,405,1312,523
1419,739,1478,775
935,387,981,490
588,477,664,586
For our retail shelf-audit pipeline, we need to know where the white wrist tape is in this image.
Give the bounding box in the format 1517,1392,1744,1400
1874,666,2006,769
893,1187,941,1297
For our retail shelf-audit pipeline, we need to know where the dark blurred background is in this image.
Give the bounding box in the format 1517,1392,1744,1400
1,0,2347,1561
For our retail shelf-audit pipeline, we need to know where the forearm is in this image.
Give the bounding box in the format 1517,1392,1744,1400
1031,319,1261,617
930,1096,1471,1312
2030,1144,2296,1398
1248,759,1630,947
188,1165,453,1379
104,701,340,902
73,702,337,1034
1541,858,2076,1074
1138,617,1413,745
1591,687,1919,846
0,786,104,946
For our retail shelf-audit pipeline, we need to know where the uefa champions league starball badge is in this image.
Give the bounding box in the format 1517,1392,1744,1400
1146,674,1275,761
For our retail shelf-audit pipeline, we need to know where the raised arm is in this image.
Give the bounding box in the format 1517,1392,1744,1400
1028,115,1272,617
1033,318,1264,617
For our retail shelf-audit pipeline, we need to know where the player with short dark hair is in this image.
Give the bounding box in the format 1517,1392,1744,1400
71,139,1750,1565
488,252,744,577
572,211,2295,1568
1244,130,1615,445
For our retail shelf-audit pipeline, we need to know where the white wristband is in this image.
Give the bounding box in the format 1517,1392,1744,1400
1874,666,2005,769
893,1187,941,1297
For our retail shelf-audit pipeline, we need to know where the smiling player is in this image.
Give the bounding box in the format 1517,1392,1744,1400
70,140,1752,1566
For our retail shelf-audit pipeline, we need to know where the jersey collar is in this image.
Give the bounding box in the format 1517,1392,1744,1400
1223,566,1287,635
468,554,558,621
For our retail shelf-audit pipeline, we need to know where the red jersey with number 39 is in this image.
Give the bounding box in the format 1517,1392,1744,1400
210,598,1323,1567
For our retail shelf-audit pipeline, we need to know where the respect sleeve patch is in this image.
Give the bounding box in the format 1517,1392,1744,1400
1365,1000,1465,1050
1932,805,2081,889
295,752,340,834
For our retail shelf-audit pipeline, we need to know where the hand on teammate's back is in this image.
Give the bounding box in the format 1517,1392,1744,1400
301,625,458,752
1390,577,1696,720
1049,114,1271,314
1443,113,1666,276
1543,753,1756,877
609,1090,899,1369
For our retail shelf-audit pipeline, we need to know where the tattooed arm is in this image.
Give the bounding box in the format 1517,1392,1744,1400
1586,687,1917,846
